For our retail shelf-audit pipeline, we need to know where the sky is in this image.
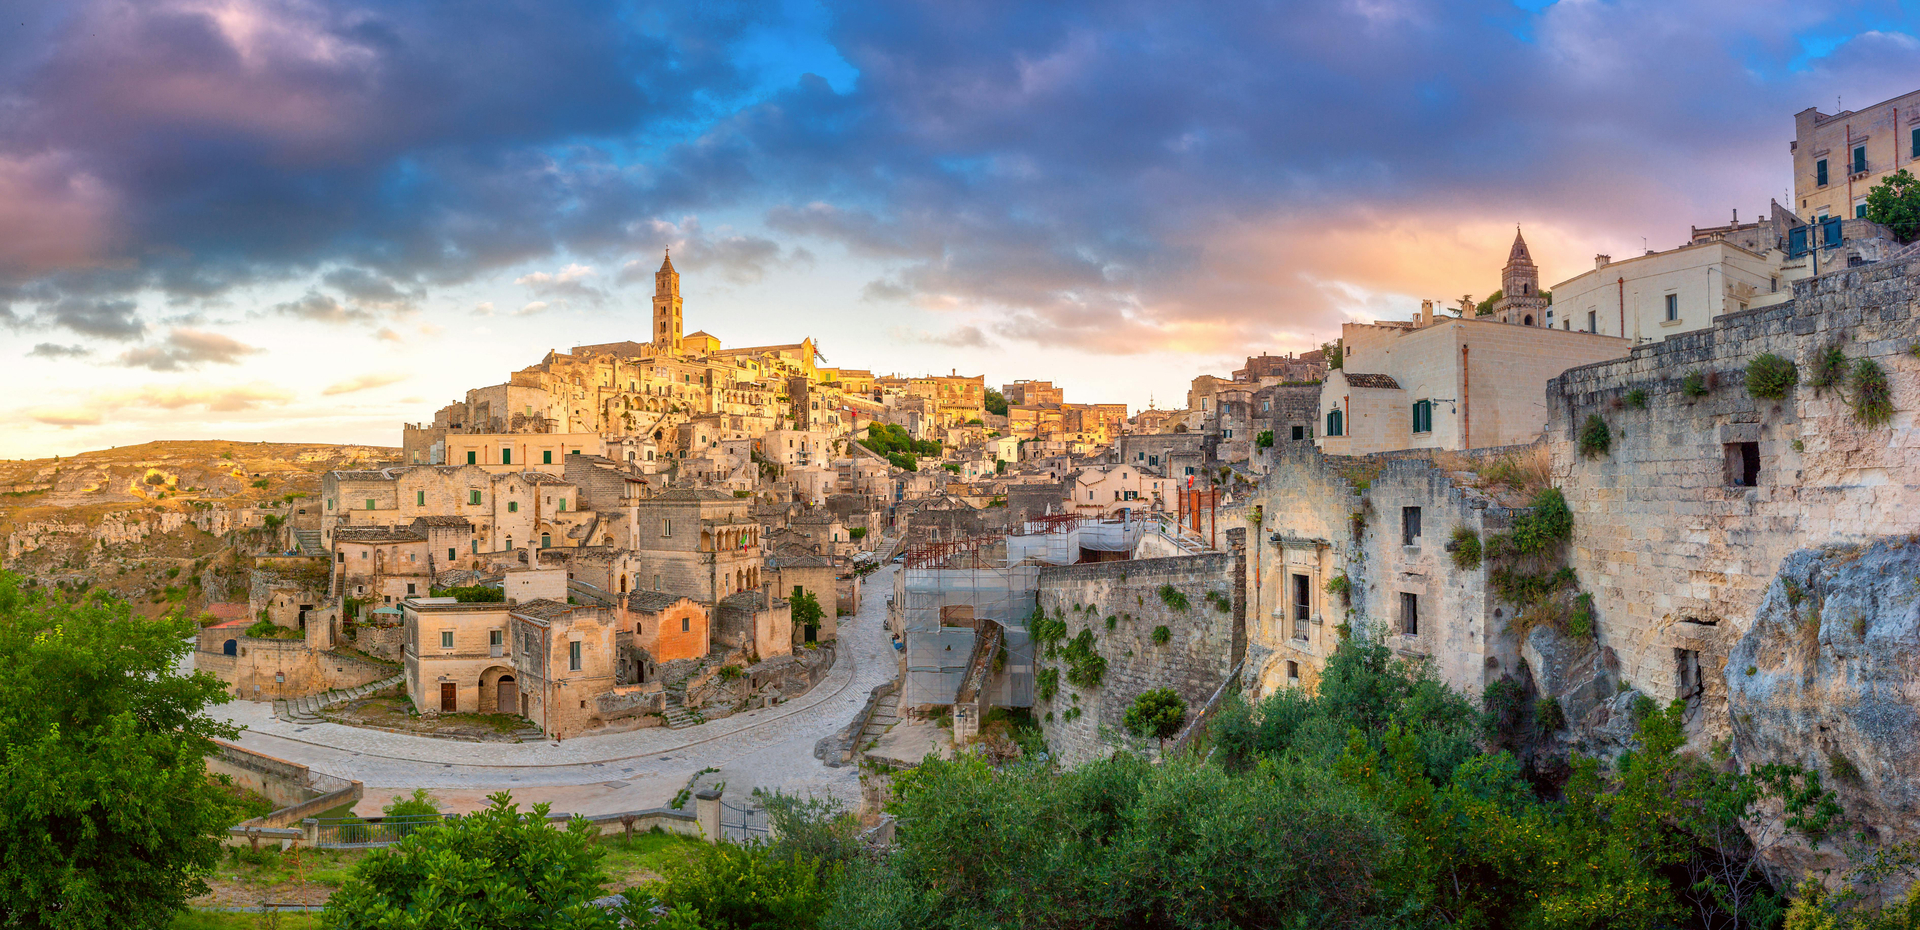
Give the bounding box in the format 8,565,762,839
4,0,1920,458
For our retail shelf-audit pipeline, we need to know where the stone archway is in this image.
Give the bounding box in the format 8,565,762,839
222,639,237,656
479,665,517,714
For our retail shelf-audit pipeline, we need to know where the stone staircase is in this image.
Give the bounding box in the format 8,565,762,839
855,689,901,753
292,528,322,554
662,692,701,729
272,673,403,724
510,725,546,742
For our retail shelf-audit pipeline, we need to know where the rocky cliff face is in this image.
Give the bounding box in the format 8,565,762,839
0,440,395,615
1727,538,1920,871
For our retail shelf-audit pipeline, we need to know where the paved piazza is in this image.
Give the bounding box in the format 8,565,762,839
203,565,902,817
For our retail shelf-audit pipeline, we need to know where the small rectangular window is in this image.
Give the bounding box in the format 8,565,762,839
1816,158,1829,186
1400,593,1419,636
1725,441,1760,487
416,490,425,506
365,498,376,510
1665,293,1679,322
681,617,690,632
448,547,457,560
1857,203,1869,219
440,631,454,649
662,517,672,537
1291,425,1304,441
467,451,477,465
543,450,553,465
508,501,518,512
1402,507,1422,546
1853,144,1867,174
501,449,512,465
1411,400,1432,434
558,499,567,511
469,490,482,505
406,583,416,595
568,641,582,671
1912,127,1919,159
1286,660,1299,683
1587,310,1597,332
489,630,502,646
471,540,479,553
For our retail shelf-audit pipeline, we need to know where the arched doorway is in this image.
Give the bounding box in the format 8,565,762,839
495,675,517,715
479,666,517,714
222,639,237,656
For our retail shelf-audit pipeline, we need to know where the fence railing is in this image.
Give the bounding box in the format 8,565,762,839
310,815,451,848
718,799,769,843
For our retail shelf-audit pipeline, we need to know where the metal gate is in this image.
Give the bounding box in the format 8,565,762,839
718,799,769,842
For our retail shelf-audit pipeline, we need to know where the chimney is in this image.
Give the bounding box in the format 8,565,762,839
1733,208,1739,224
1595,254,1611,269
1419,299,1434,327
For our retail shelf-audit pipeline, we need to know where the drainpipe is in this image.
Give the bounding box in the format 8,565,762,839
1846,123,1855,215
1617,277,1626,339
1460,345,1470,449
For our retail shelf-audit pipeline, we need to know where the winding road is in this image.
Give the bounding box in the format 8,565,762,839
205,565,900,816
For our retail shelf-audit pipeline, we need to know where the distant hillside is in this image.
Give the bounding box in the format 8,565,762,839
0,440,398,616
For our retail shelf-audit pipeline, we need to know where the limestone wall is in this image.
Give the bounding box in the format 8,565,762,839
1545,252,1920,712
1033,547,1243,767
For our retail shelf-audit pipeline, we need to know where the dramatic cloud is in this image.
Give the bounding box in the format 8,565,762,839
117,327,260,371
886,324,996,349
323,371,409,395
1,0,1917,372
28,343,91,359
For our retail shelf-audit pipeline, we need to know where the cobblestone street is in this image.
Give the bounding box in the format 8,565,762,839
206,565,902,816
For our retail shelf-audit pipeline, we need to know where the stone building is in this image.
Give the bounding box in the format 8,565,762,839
1067,463,1169,518
1792,88,1920,222
767,544,838,643
624,489,763,601
508,599,620,738
616,591,711,672
1549,237,1796,342
1320,314,1630,455
1487,229,1551,327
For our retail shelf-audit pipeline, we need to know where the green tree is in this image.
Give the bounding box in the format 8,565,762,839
324,793,618,930
1122,688,1187,748
790,587,823,633
636,844,838,930
983,388,1008,417
1864,168,1920,242
1321,339,1344,370
0,574,243,930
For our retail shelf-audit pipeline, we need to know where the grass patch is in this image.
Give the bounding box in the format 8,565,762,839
598,828,707,890
1682,370,1710,399
173,911,324,929
1156,585,1190,612
1625,388,1648,409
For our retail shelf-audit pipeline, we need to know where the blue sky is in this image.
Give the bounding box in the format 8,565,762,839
3,0,1919,457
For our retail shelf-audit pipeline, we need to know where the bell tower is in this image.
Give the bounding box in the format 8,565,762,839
1492,227,1549,327
652,249,682,350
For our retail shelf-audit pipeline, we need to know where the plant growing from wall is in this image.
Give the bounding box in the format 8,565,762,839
1682,370,1710,399
1745,353,1799,400
1448,527,1482,571
1105,614,1117,631
1811,344,1848,391
1151,625,1171,645
1851,358,1893,428
1035,667,1059,702
1061,630,1107,689
1324,574,1352,606
1157,584,1190,611
1255,430,1274,449
1204,590,1232,612
1030,606,1068,659
1626,388,1648,409
1578,414,1611,459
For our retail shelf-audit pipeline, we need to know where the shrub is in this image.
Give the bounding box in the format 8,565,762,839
643,843,838,930
1151,625,1171,645
1578,414,1611,459
250,477,270,489
1255,430,1274,449
1625,387,1648,409
1204,590,1232,612
1745,353,1799,400
1448,527,1482,570
1510,487,1573,555
432,585,504,603
383,788,443,820
1811,344,1848,391
1156,584,1190,611
1863,167,1920,242
717,665,745,682
1851,358,1893,428
1535,697,1566,733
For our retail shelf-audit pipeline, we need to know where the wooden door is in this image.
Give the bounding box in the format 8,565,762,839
440,683,457,712
497,678,517,714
